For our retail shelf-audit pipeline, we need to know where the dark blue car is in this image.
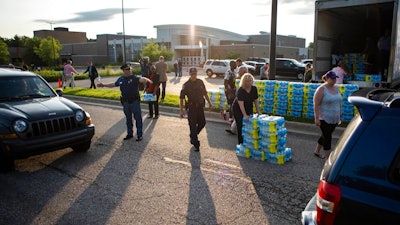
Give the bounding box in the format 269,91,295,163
301,88,400,225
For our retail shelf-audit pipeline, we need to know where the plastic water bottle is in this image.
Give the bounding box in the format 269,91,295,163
251,150,265,161
284,148,292,162
235,144,246,157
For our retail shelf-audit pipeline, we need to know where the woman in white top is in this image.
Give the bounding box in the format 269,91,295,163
313,71,342,159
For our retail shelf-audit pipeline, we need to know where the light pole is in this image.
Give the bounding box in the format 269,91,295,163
48,21,56,66
113,39,117,63
121,0,126,63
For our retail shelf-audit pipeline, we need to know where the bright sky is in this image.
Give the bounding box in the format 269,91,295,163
1,0,315,45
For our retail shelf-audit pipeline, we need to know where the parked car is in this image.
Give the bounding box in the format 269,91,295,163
127,61,141,68
203,59,230,77
0,69,95,172
0,65,27,71
275,58,306,80
301,59,313,65
246,57,270,64
241,62,256,75
244,61,264,75
301,88,400,225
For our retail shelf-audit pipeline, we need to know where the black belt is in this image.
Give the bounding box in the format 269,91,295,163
121,96,138,103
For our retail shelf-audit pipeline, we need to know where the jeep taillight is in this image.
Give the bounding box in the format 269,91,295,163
316,180,341,225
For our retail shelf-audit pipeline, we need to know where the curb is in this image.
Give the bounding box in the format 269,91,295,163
64,95,345,138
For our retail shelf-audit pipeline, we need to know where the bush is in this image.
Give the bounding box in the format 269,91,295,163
36,65,140,82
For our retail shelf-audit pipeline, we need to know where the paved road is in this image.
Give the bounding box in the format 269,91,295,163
1,69,348,225
0,100,339,225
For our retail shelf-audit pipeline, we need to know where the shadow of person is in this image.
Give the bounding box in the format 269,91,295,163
186,150,217,224
170,76,182,85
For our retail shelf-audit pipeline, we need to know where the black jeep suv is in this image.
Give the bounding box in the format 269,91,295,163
302,88,400,225
0,69,95,172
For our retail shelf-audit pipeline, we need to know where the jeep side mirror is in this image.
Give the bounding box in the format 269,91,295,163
56,88,63,96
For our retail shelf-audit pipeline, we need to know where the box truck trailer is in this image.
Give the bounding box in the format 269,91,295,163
313,0,400,88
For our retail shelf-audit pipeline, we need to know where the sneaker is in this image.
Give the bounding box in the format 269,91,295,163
225,129,236,135
136,136,143,142
147,115,153,119
123,134,133,140
153,115,159,119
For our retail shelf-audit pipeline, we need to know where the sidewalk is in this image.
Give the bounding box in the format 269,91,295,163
50,69,223,96
65,95,345,139
50,69,345,138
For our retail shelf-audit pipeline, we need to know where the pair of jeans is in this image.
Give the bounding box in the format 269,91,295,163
160,81,166,100
122,100,143,137
178,67,182,76
89,77,96,89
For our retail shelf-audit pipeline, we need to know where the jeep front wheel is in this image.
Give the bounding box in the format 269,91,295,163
72,140,91,152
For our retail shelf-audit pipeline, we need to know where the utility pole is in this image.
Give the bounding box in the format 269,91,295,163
269,0,277,80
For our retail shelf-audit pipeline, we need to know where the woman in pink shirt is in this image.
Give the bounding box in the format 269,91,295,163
63,60,79,88
331,60,351,84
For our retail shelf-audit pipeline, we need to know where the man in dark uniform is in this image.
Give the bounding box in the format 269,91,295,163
98,64,152,141
179,67,212,151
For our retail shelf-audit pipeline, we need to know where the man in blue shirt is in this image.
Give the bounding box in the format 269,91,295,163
98,64,152,141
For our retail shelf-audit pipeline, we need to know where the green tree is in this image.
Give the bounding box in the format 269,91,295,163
226,51,240,60
0,39,10,64
160,45,174,61
34,37,62,66
6,35,24,47
23,37,43,66
141,40,174,63
141,40,161,62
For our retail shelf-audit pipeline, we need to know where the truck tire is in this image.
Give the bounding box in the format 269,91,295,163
0,157,15,172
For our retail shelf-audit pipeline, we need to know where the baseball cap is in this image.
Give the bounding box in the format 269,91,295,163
120,64,130,70
189,67,197,75
326,70,338,79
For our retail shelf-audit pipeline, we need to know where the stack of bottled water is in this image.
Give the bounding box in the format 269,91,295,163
236,114,292,164
273,81,289,116
263,80,276,114
287,82,305,117
207,86,230,110
302,83,320,119
210,80,359,122
254,80,266,112
338,84,359,122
